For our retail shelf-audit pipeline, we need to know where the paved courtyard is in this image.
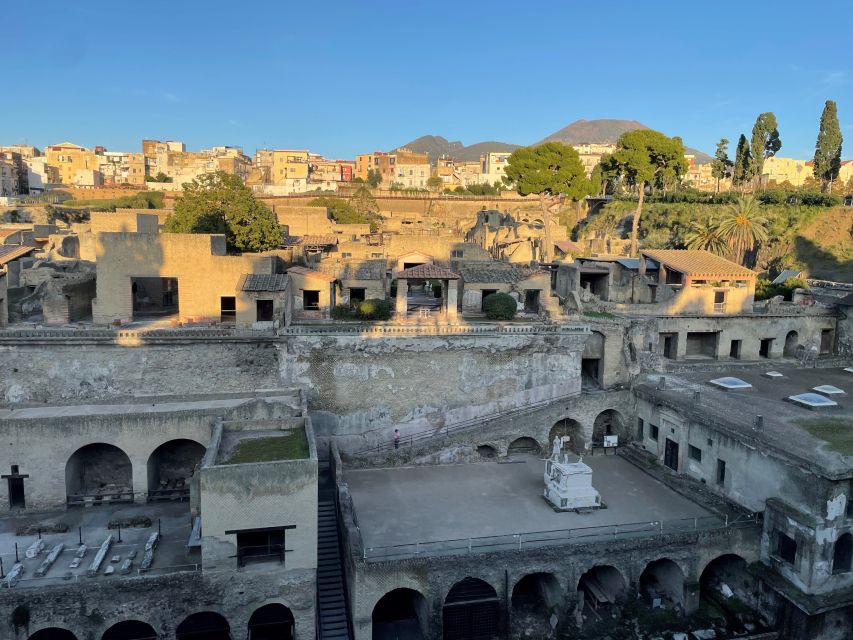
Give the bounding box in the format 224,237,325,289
345,454,713,550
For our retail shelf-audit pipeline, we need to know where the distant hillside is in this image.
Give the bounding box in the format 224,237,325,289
393,135,520,162
396,120,713,165
536,119,713,164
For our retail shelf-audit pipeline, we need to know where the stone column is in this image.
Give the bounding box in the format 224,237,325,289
446,280,458,322
395,279,408,318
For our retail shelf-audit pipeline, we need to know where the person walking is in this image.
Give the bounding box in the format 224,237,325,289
393,428,401,450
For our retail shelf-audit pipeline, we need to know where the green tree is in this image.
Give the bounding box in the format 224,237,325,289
716,196,769,265
710,138,733,193
749,113,782,187
683,218,727,255
732,135,752,192
164,171,281,252
426,175,444,191
600,130,687,255
366,169,382,188
502,142,594,262
308,197,363,224
813,100,844,193
349,186,380,232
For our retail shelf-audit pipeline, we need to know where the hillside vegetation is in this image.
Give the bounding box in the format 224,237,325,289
578,195,853,282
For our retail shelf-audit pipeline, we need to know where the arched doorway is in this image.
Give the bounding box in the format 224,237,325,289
833,534,853,575
476,445,497,460
146,439,205,501
549,418,584,454
639,559,685,609
784,330,799,357
592,410,627,446
65,443,133,505
511,573,561,635
577,566,626,612
373,588,429,640
28,629,78,640
507,437,541,457
102,620,158,640
699,554,761,633
443,577,499,640
248,603,294,640
176,612,230,640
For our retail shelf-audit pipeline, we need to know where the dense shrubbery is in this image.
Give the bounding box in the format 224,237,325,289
331,298,392,321
482,292,517,320
754,277,809,301
757,190,840,207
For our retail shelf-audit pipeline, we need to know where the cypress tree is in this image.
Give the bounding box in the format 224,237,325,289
732,134,752,191
749,112,781,186
813,100,843,193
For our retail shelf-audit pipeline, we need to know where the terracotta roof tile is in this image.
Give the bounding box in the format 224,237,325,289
0,245,35,265
641,250,755,278
396,264,460,280
239,273,289,292
300,234,338,246
286,266,336,282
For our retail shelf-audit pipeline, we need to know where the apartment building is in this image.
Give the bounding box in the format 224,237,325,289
44,142,101,185
99,151,149,185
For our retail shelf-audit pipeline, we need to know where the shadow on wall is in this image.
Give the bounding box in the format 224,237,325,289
793,235,853,282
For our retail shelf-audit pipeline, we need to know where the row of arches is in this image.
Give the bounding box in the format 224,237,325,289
26,603,294,640
63,438,205,503
371,554,751,639
476,410,629,460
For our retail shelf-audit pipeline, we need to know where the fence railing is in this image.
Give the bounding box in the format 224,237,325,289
283,323,589,337
362,513,759,562
0,326,274,341
351,390,582,456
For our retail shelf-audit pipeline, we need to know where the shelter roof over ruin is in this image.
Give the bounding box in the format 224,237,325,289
641,250,755,278
286,266,336,282
0,245,35,265
238,273,289,292
396,264,459,280
317,259,386,281
300,234,338,247
458,261,547,284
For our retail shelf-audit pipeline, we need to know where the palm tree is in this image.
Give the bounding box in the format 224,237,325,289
683,218,728,256
716,196,769,265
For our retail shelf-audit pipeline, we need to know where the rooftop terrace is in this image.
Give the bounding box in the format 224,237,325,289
635,367,853,476
345,454,723,561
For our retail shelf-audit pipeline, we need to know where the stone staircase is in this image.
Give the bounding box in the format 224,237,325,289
316,459,352,640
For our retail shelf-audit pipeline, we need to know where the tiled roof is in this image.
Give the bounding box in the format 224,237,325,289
396,264,460,280
458,262,546,284
0,229,21,240
286,266,337,282
0,245,35,265
317,259,386,281
641,250,756,278
300,234,339,246
554,240,582,254
238,273,289,292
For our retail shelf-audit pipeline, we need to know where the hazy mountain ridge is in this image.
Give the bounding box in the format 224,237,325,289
396,119,713,164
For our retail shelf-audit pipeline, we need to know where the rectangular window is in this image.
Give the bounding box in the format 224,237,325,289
688,445,702,462
256,299,274,322
637,418,644,440
729,339,741,359
303,290,320,310
349,288,366,302
716,459,726,485
227,525,294,567
451,249,463,258
220,296,236,323
777,532,797,565
650,424,659,441
341,252,352,258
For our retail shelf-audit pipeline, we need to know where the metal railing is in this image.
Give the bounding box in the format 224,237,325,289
283,323,589,336
351,391,581,456
362,513,759,562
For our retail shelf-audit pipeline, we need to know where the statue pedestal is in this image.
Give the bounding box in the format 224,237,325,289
543,458,601,511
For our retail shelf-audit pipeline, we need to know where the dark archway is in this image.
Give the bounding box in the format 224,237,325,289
784,330,799,357
373,588,429,640
511,573,561,635
476,445,497,460
65,443,133,505
700,554,761,633
577,565,626,611
102,620,158,640
248,603,294,640
834,533,853,575
639,559,686,609
592,410,627,446
443,577,499,640
28,629,79,640
507,437,541,457
549,418,584,454
176,611,230,640
146,439,205,501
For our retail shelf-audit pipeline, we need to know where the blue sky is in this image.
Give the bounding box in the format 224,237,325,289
6,1,852,160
